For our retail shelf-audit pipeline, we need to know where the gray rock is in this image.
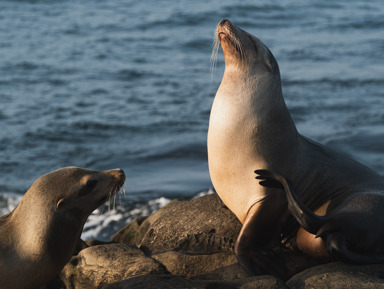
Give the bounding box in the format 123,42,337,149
287,262,384,289
101,274,288,289
113,194,242,254
111,215,148,245
111,199,184,245
152,251,251,280
110,195,326,281
60,243,166,289
52,194,384,289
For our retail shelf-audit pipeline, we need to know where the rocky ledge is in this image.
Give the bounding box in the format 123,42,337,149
43,194,384,289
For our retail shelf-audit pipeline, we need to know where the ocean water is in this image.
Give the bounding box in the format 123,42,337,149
0,0,383,241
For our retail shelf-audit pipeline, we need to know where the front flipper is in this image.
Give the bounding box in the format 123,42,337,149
255,169,325,235
235,193,287,280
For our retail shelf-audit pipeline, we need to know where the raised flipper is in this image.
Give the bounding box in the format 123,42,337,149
255,169,325,235
235,192,287,280
255,169,384,264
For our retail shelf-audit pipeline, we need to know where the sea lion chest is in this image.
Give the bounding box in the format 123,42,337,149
207,93,270,224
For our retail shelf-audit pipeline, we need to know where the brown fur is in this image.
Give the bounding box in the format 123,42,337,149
0,167,125,289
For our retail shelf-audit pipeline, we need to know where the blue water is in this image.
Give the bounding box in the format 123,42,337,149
1,0,383,239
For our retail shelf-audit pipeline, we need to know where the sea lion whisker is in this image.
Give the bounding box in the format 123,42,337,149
120,185,127,204
111,183,122,210
234,36,246,61
210,32,220,82
113,194,117,211
118,188,122,204
107,188,115,211
226,31,240,56
99,203,106,215
110,187,117,210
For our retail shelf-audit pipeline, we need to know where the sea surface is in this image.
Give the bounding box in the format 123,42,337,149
0,0,383,241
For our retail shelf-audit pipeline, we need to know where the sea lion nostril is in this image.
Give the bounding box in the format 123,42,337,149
117,168,125,176
107,168,126,179
219,19,229,27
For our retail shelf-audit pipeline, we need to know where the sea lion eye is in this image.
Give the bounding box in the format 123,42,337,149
86,180,98,190
78,180,98,197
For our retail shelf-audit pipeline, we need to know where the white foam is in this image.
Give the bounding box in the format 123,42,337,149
81,195,173,241
0,193,22,216
192,187,215,199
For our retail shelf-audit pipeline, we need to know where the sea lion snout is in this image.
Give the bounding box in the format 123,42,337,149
216,19,234,36
215,20,273,73
105,168,125,180
105,168,126,198
219,19,230,27
105,168,126,188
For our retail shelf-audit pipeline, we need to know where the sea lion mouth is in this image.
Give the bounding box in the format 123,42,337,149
218,32,227,40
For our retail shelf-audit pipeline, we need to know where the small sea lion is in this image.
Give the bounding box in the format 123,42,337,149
0,167,125,289
207,19,384,278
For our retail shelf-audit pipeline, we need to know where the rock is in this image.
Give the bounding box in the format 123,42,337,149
52,194,384,289
101,274,288,289
113,194,242,254
39,277,65,289
287,262,384,289
111,200,183,245
60,243,167,289
152,251,251,280
111,216,147,245
110,194,326,282
85,239,112,247
281,248,327,279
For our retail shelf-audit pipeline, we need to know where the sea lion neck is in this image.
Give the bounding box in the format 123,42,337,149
218,69,285,112
11,193,84,259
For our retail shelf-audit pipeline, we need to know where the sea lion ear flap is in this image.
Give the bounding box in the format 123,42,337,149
57,198,66,209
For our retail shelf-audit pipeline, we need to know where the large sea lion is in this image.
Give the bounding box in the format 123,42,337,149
0,167,125,289
207,19,384,278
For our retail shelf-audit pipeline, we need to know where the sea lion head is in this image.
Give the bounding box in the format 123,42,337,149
28,167,126,217
216,19,279,76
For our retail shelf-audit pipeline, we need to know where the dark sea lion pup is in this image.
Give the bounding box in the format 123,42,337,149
256,169,384,264
208,19,384,279
0,167,125,289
